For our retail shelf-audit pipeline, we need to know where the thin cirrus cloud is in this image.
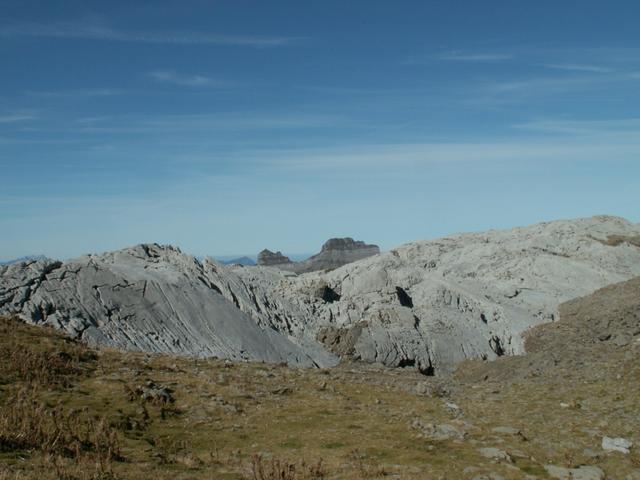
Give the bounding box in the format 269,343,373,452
26,88,125,98
513,118,640,136
148,71,227,88
436,51,514,61
543,63,612,73
0,21,298,48
62,112,344,134
240,138,640,173
0,112,37,123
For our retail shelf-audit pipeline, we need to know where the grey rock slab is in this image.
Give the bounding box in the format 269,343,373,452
472,474,505,480
602,436,633,453
571,466,605,480
545,465,605,480
491,426,521,436
411,420,467,441
478,447,512,462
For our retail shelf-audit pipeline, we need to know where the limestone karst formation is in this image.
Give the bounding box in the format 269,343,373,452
2,216,640,374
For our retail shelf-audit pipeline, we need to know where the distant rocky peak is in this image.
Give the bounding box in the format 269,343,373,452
320,238,379,252
257,249,292,266
256,238,380,273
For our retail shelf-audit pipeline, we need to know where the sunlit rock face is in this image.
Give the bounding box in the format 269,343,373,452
2,216,640,374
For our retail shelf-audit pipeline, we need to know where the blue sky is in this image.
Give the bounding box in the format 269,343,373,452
1,0,639,259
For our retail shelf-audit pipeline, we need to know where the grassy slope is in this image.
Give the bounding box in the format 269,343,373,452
1,279,639,479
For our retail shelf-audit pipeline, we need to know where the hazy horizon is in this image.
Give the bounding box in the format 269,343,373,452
2,213,637,263
2,1,639,260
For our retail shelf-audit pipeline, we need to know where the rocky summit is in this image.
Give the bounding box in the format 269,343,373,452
293,237,380,274
256,249,292,267
1,216,640,374
257,237,380,274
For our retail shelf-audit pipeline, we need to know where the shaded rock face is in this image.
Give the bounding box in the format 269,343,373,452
321,238,376,252
2,215,640,374
257,249,292,267
258,237,380,274
297,237,380,273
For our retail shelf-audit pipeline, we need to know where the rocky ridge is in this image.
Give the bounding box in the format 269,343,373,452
2,215,640,373
0,245,335,367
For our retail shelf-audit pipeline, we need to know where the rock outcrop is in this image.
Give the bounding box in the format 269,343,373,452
258,237,380,274
0,245,336,367
294,238,380,273
227,216,640,374
257,249,292,267
2,215,640,374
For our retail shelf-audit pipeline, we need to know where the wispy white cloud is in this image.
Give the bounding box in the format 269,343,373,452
0,21,298,48
437,51,514,62
475,73,624,103
148,71,227,88
27,113,344,135
230,136,640,173
0,112,37,123
514,118,640,136
489,76,599,93
543,63,612,73
26,89,124,98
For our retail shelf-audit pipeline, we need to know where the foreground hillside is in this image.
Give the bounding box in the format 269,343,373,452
1,277,639,479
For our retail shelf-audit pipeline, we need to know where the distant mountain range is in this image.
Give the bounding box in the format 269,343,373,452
214,253,313,265
0,255,48,266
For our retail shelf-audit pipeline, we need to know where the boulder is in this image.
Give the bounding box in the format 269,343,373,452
602,436,633,454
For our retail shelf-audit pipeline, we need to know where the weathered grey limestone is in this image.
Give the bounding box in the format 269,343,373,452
227,215,640,374
0,244,336,367
2,215,640,374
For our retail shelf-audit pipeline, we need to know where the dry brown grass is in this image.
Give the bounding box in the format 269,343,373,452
250,454,325,480
1,310,639,479
0,315,96,387
605,234,640,247
0,387,120,466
